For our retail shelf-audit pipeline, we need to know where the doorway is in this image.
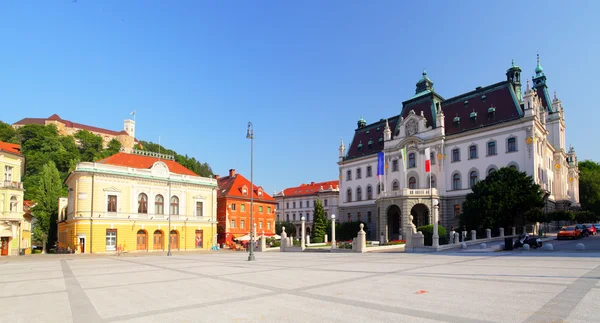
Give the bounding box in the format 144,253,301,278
1,237,9,256
195,230,203,248
136,230,147,251
153,230,163,250
169,230,179,250
79,237,85,253
411,203,430,228
387,205,402,241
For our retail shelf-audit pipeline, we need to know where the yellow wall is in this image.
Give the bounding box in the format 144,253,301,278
0,151,24,215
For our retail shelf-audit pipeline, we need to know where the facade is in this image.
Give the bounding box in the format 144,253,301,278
216,169,277,245
57,150,218,253
12,113,138,150
0,141,32,256
273,180,340,236
338,57,580,243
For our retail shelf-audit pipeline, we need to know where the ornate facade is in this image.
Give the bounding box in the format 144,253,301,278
338,57,579,242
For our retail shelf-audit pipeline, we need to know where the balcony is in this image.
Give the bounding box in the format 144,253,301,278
381,188,438,198
0,181,23,189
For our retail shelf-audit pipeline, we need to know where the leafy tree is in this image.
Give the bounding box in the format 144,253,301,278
416,224,447,246
74,130,103,161
276,221,296,236
0,121,17,142
137,140,213,177
31,161,65,253
460,167,544,231
311,199,327,242
579,160,600,217
574,210,598,223
101,138,122,158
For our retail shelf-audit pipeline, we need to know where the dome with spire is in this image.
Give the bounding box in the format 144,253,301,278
535,54,544,75
415,68,434,95
357,116,367,128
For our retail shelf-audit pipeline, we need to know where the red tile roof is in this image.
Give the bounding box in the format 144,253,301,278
13,114,129,137
0,141,22,156
97,152,198,176
280,180,339,197
217,173,275,202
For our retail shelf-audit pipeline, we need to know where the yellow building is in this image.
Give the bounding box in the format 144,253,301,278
0,141,32,256
57,149,218,254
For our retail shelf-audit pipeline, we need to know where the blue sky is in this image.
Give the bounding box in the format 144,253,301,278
1,1,597,194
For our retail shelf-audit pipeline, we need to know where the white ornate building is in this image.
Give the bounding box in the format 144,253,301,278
338,57,580,242
273,180,340,236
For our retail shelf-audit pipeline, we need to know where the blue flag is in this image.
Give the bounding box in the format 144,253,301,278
377,151,384,178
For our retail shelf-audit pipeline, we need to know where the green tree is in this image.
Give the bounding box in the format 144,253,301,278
31,161,65,253
310,199,327,243
74,130,103,161
101,138,122,158
137,140,214,177
276,221,296,236
460,167,544,231
0,121,17,142
579,160,600,217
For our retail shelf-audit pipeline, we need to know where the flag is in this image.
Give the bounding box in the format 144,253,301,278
377,152,384,178
424,148,431,172
401,146,407,171
130,109,136,116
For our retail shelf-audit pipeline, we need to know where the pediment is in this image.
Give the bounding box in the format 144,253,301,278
150,161,169,178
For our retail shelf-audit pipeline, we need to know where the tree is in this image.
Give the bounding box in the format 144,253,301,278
101,138,122,158
31,161,65,253
74,130,103,161
311,199,327,243
276,221,296,236
579,160,600,217
0,121,17,142
460,167,544,231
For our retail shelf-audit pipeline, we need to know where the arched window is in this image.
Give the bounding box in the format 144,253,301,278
409,177,417,189
452,173,461,190
346,188,352,202
487,141,497,156
392,180,400,191
170,196,179,215
488,168,496,175
155,195,164,215
356,187,362,201
10,196,18,212
469,171,478,188
367,185,373,200
377,183,381,194
138,193,148,214
408,153,416,168
509,164,518,170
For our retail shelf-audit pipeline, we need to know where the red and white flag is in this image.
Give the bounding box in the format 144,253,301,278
424,148,431,173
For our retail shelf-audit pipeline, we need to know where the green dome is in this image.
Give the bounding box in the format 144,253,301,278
535,54,543,74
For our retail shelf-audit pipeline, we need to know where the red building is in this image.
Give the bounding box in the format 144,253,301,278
216,169,277,245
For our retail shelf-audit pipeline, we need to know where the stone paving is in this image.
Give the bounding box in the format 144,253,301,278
1,250,599,323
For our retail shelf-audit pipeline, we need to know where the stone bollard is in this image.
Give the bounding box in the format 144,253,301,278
480,243,487,249
522,244,530,251
331,214,337,250
356,223,367,253
280,227,288,251
542,243,553,251
486,229,491,239
258,235,266,251
454,232,460,245
460,242,467,249
301,217,306,251
511,227,516,236
450,230,455,244
324,234,328,244
499,228,504,237
471,230,477,241
462,231,467,241
576,243,585,251
522,226,527,235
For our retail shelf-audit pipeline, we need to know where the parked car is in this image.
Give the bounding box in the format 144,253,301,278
557,226,581,240
584,224,597,236
594,224,600,232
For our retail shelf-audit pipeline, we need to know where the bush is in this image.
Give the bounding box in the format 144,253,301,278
271,241,281,247
416,224,447,246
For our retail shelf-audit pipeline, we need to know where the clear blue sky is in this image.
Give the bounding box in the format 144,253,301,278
1,1,597,194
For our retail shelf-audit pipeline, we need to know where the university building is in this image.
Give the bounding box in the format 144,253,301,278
216,169,276,245
0,141,33,256
12,113,138,150
273,180,340,236
57,149,218,253
338,57,580,242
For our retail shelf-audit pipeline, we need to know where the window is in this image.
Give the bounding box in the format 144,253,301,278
138,193,148,214
367,211,372,223
107,195,117,213
241,220,245,228
170,196,179,215
4,166,13,181
452,173,461,190
10,196,18,212
259,205,263,213
293,214,296,221
196,201,203,217
324,199,328,206
286,202,289,209
487,141,497,156
347,170,352,180
155,195,164,215
510,164,518,170
306,201,309,207
241,204,246,212
293,202,296,208
286,214,289,221
367,185,373,200
231,220,236,228
452,149,460,162
488,168,496,175
392,181,399,191
470,171,478,188
231,203,236,211
392,160,399,172
430,152,436,165
106,229,117,251
267,206,271,213
356,187,362,201
259,222,263,230
409,176,417,189
347,213,351,222
356,168,362,179
347,188,352,202
469,145,477,159
408,153,416,168
507,137,517,152
357,212,361,222
242,187,248,195
454,204,461,219
366,166,372,177
267,222,271,230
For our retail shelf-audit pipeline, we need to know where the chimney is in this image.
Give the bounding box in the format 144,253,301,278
229,169,235,177
214,175,220,180
311,182,315,185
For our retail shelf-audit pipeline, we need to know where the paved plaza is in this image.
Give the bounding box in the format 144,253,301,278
1,249,599,323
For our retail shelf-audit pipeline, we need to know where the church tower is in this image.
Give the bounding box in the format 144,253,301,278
506,60,522,101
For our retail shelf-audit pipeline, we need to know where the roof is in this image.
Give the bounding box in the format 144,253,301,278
345,117,400,160
279,180,339,197
13,114,130,137
217,174,275,202
0,141,22,156
96,152,198,176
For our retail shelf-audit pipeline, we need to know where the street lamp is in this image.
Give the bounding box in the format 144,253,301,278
167,177,172,256
246,122,256,261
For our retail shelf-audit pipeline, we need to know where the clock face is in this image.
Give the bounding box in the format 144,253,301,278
526,137,533,145
555,163,560,169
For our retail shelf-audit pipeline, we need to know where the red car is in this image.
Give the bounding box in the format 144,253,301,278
584,224,597,236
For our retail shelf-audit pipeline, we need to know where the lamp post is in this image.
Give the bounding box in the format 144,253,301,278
432,199,439,248
246,122,256,261
167,177,172,256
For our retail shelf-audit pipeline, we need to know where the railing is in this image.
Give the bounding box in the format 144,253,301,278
0,181,23,189
381,188,438,198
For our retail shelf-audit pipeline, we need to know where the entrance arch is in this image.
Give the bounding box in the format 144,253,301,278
387,205,402,241
169,230,179,250
136,230,147,251
411,204,430,228
153,230,164,250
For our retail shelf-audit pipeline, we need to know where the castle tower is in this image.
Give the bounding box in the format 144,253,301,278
124,119,135,138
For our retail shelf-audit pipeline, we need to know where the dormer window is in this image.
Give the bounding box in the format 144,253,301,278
481,95,487,102
242,185,248,195
453,115,460,128
366,130,370,134
376,127,380,131
470,111,477,123
357,141,363,151
258,189,263,197
488,106,496,120
368,139,373,149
